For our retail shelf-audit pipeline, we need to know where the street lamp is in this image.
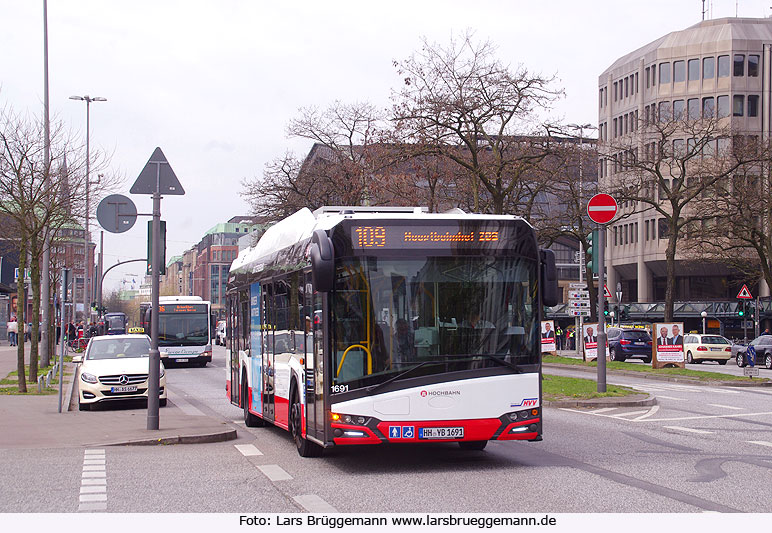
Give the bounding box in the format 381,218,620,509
69,95,106,322
701,311,707,334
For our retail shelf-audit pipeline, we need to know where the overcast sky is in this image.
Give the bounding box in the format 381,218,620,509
2,0,770,292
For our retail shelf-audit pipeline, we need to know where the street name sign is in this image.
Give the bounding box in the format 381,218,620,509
587,194,618,224
570,309,591,317
569,301,591,308
569,282,587,289
744,367,759,377
568,290,590,299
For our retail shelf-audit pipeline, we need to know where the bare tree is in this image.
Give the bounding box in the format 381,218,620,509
604,112,763,321
392,31,563,215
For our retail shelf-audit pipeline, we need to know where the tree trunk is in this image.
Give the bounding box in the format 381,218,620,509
16,243,27,393
664,224,678,322
29,233,41,382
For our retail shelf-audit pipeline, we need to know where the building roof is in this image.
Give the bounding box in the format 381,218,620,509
600,17,772,80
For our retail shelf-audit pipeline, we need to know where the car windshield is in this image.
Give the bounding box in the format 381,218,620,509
87,338,151,360
701,336,729,344
623,331,651,340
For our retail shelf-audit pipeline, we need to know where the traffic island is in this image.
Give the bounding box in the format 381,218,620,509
542,374,656,408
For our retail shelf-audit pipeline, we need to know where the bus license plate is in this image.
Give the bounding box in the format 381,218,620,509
175,358,189,363
419,427,464,439
111,385,137,393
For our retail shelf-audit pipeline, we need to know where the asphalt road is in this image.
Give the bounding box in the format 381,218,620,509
2,344,771,516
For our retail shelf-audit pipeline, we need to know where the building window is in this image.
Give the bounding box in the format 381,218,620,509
688,58,700,81
624,77,629,97
748,94,759,117
635,72,639,93
733,95,744,116
645,67,650,88
652,64,656,84
733,54,745,77
634,222,638,243
673,138,685,157
624,225,629,245
614,81,618,101
659,62,671,84
717,55,730,78
673,60,685,82
673,99,685,119
614,227,618,246
748,55,759,77
645,220,650,241
658,101,671,122
687,98,699,120
702,97,715,117
717,95,730,118
624,114,629,133
703,56,715,79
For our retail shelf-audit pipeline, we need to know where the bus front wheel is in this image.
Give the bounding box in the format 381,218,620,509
290,388,322,457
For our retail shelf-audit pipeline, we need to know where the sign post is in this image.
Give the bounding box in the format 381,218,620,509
587,193,618,392
130,148,184,430
737,284,753,344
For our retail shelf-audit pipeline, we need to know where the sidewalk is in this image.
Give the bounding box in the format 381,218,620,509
0,343,237,449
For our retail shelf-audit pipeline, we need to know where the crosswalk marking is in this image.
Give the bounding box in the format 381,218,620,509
79,449,107,512
663,426,714,434
632,405,659,420
235,444,263,456
258,464,293,481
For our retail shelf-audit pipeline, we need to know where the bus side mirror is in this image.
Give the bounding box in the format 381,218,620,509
310,229,334,292
540,249,559,308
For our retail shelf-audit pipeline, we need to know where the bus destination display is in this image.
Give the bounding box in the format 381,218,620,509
352,225,503,249
159,304,208,314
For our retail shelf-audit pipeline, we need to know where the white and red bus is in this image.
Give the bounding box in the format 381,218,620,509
140,296,215,367
226,207,558,456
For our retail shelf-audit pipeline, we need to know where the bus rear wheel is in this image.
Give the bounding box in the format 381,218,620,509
290,389,322,457
242,378,263,427
458,440,488,451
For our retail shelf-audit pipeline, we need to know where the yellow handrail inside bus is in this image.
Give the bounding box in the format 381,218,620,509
337,344,373,377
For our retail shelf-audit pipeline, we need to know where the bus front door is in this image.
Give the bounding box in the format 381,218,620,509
262,283,275,422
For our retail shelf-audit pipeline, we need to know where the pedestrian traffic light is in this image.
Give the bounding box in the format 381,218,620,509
738,308,745,317
585,230,599,275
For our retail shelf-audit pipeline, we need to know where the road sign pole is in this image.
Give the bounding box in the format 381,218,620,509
58,268,70,413
147,167,161,430
743,300,747,344
597,225,607,393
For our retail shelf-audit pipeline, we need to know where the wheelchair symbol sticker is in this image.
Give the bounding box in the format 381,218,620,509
402,426,415,439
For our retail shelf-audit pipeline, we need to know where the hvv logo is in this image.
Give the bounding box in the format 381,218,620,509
511,398,538,408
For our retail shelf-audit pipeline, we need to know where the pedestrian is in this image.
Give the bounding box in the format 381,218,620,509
555,325,563,350
24,322,31,342
7,317,18,346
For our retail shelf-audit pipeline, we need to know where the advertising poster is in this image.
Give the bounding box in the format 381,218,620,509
654,322,685,367
249,282,263,414
541,320,556,352
583,323,598,360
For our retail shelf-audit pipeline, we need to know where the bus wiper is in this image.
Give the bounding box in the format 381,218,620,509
366,361,434,395
475,354,523,373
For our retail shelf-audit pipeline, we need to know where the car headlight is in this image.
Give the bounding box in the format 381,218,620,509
80,372,98,384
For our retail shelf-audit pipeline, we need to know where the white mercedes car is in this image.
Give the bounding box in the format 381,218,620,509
74,334,167,411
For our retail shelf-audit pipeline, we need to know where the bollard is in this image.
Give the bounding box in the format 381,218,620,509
38,376,43,393
46,374,51,388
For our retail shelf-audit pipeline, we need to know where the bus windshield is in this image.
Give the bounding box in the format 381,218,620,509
158,313,210,346
332,256,538,390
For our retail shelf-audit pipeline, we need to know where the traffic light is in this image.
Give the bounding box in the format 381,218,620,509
585,230,599,275
620,305,630,321
738,308,745,317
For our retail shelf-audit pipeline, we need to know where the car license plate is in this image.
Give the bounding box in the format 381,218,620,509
634,342,644,345
111,385,138,393
710,348,722,351
418,427,464,439
175,358,189,363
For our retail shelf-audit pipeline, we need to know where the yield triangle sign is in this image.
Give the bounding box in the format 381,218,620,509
130,147,185,195
603,284,612,298
737,284,753,299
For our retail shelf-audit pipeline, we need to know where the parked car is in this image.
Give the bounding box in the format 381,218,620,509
734,334,772,369
607,327,653,363
683,334,732,364
73,334,167,411
215,320,226,346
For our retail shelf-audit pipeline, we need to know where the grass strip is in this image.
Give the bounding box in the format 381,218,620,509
542,374,637,401
543,354,765,382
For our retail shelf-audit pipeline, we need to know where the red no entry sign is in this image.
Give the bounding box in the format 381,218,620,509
587,194,618,224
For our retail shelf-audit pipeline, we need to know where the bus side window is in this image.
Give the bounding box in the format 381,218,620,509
240,289,250,353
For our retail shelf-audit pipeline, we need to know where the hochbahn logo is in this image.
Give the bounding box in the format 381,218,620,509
420,390,461,397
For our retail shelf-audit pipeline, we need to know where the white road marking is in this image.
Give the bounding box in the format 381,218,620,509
591,408,618,413
707,404,744,410
632,405,660,420
638,410,772,423
610,409,651,418
166,390,205,416
701,387,740,395
654,395,685,401
258,464,293,481
293,494,338,512
79,449,107,512
747,440,772,448
235,444,263,456
663,426,714,434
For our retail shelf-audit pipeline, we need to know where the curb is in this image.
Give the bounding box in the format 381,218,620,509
544,362,772,387
544,393,656,408
101,428,238,447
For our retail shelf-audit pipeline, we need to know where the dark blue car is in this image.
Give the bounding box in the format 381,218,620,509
607,327,653,363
